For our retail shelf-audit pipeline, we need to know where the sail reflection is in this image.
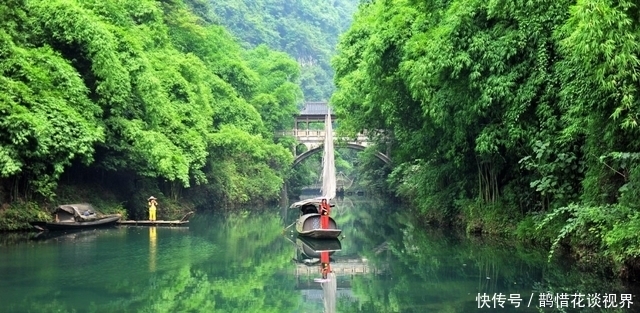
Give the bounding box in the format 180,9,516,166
320,271,337,313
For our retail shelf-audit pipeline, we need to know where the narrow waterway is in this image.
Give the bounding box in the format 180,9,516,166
0,197,638,312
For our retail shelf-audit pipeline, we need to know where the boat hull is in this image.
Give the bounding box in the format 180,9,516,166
29,215,121,231
296,213,342,239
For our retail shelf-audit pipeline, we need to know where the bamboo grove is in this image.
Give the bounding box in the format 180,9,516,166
332,0,640,275
0,0,305,214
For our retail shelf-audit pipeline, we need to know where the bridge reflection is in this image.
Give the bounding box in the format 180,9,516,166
289,232,383,311
293,257,377,277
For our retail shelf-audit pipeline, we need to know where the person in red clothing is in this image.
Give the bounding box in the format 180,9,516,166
320,198,331,229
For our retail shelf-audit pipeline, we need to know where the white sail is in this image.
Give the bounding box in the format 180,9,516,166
320,109,336,200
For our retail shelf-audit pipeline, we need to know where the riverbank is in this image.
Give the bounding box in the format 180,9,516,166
0,182,191,231
408,199,640,283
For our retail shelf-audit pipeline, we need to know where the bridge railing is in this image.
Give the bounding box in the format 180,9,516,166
275,130,324,137
275,130,369,143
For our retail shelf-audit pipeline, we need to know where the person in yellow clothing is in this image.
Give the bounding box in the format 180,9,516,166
148,196,158,221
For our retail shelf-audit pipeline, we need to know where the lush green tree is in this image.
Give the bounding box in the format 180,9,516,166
208,0,360,101
244,44,302,133
198,125,292,208
21,0,213,191
0,0,104,199
0,0,302,214
333,0,640,271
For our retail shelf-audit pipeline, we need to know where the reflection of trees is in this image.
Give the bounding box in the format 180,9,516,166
6,205,635,313
139,213,299,312
336,202,635,313
7,213,299,312
337,198,400,258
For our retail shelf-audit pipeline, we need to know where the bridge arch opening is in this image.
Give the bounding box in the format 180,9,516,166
293,143,391,166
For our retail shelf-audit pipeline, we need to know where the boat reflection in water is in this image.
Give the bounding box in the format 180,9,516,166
293,236,340,313
30,227,124,242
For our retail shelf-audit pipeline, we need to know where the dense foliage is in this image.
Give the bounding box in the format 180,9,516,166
208,0,359,101
332,0,640,275
0,0,302,217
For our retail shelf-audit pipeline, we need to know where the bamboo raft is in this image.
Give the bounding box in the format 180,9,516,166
117,212,194,227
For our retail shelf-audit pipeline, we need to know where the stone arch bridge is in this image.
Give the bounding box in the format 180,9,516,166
276,102,391,165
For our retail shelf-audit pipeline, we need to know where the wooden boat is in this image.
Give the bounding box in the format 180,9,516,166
295,213,341,239
117,211,194,227
29,204,121,231
291,198,341,239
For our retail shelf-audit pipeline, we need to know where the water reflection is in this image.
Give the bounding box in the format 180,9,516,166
290,235,341,312
30,229,102,242
149,226,157,272
321,272,337,313
0,199,639,312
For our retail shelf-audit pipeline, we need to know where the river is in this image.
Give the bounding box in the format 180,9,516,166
0,197,638,312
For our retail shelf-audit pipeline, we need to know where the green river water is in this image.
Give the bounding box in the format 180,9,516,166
0,197,638,313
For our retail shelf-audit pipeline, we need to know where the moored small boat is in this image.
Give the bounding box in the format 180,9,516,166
29,204,121,231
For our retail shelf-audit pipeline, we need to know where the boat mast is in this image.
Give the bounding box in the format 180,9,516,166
320,109,336,230
320,109,336,200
